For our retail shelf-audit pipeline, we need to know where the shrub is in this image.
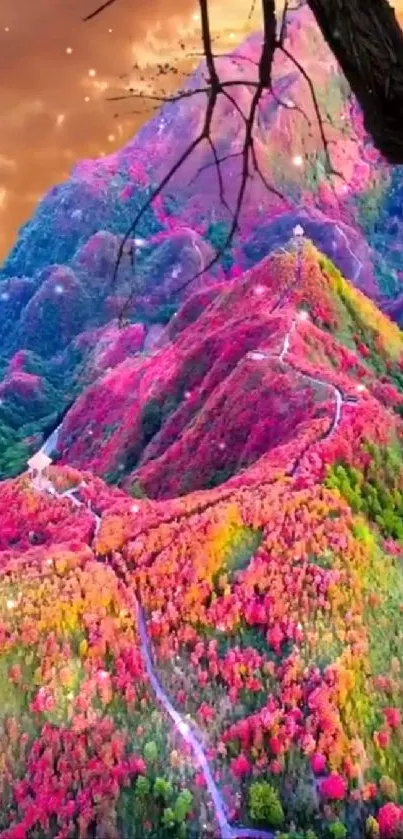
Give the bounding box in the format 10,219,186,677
248,781,285,827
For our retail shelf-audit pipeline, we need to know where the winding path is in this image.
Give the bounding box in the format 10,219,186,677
33,229,364,838
247,231,362,444
36,476,273,839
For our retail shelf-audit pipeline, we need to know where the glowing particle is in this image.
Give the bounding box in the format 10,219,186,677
297,310,309,321
54,284,64,295
356,384,366,393
192,12,200,21
0,291,10,301
66,46,73,55
4,26,9,32
108,27,113,33
6,599,16,610
229,32,235,39
56,114,65,127
254,285,265,296
107,133,115,142
249,351,267,361
184,391,192,399
131,504,140,513
292,154,304,167
88,68,96,77
46,559,53,566
218,442,226,451
293,224,304,237
98,670,109,680
84,96,90,103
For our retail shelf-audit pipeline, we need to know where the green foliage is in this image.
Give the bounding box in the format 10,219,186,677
356,177,389,235
328,822,347,839
0,430,31,479
277,833,318,839
325,442,403,540
226,526,263,573
144,740,158,764
154,777,174,803
141,399,163,445
248,781,284,828
129,480,148,499
173,790,193,822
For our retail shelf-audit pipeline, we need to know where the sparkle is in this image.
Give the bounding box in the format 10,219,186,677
218,442,226,451
97,669,109,680
293,154,304,167
56,114,65,127
297,309,309,321
0,291,10,301
131,504,140,513
356,384,366,392
192,12,200,21
54,284,64,295
108,27,113,33
4,26,9,32
254,285,265,296
6,599,16,610
108,133,116,143
66,46,73,55
84,96,90,103
88,68,97,77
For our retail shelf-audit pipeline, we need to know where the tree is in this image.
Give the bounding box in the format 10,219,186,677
84,0,403,317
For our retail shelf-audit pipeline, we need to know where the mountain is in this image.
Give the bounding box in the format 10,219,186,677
0,239,402,838
54,237,403,494
0,7,402,836
2,5,403,477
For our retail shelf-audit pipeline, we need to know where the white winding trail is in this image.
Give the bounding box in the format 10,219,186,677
189,227,205,276
334,223,363,285
33,478,272,839
248,317,348,441
248,233,360,443
32,232,361,838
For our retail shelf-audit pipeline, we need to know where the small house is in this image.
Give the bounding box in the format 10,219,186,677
27,451,52,489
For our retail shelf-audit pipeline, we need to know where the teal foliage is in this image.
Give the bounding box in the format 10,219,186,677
205,220,234,272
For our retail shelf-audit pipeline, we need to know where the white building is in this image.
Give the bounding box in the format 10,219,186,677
27,451,52,490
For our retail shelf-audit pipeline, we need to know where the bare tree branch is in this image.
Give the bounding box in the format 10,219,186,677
84,0,401,323
83,0,118,21
306,0,403,164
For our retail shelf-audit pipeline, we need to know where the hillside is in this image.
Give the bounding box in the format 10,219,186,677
0,237,402,838
2,5,403,478
55,236,403,496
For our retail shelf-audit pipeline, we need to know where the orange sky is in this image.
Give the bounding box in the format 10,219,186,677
0,0,402,262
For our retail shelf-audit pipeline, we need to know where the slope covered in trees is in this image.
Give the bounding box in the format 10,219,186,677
2,6,403,478
0,241,402,838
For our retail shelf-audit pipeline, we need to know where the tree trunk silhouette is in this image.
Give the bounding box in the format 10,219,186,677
85,0,403,164
306,0,403,163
